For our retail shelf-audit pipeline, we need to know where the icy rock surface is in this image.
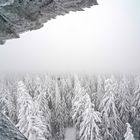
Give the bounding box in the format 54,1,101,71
0,0,14,7
0,0,98,44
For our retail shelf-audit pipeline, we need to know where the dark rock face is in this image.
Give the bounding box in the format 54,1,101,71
0,112,27,140
0,0,98,44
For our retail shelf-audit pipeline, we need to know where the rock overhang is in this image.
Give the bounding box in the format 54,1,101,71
0,0,98,44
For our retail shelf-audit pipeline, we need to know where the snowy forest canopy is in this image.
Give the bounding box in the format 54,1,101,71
0,73,140,140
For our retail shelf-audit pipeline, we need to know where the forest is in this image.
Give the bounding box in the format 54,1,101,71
0,73,139,140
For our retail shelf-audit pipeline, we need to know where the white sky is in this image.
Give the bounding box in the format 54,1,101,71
0,0,140,73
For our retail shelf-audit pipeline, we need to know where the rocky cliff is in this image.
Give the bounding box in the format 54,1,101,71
0,0,98,44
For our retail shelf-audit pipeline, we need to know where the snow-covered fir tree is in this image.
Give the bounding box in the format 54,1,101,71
34,76,43,97
16,81,48,140
35,91,51,139
79,93,102,140
27,112,48,140
59,78,72,126
131,76,140,139
124,123,135,140
97,75,104,101
55,81,61,108
72,76,87,129
99,77,122,140
0,85,13,117
16,81,35,138
23,74,36,98
117,76,131,124
52,81,68,140
132,76,140,114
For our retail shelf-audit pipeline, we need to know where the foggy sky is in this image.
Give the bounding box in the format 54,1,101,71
0,0,140,73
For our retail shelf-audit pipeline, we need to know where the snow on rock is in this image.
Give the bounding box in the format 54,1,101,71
0,0,98,44
0,0,14,7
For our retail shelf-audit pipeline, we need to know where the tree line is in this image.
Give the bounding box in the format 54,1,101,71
0,73,139,140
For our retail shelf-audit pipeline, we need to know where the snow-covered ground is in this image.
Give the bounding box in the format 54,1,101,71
65,128,76,140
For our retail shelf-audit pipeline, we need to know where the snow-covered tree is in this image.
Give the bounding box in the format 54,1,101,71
51,81,68,140
99,77,122,140
94,75,104,109
59,78,73,125
124,123,135,140
132,76,140,115
36,91,50,116
97,75,104,100
0,81,17,123
27,112,48,140
79,93,102,140
16,81,35,138
72,76,87,129
16,81,48,140
131,76,140,139
45,75,56,110
62,78,74,127
34,76,43,97
35,91,51,139
55,81,61,108
0,85,8,112
117,76,131,124
23,74,36,98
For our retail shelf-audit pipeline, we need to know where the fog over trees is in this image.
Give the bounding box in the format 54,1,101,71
0,73,140,140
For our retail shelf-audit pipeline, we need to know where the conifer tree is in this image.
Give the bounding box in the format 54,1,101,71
35,91,51,139
16,81,35,138
52,82,67,140
16,81,48,140
117,77,131,124
34,76,43,97
72,76,87,129
99,77,122,140
131,76,140,139
97,75,104,100
124,123,135,140
79,93,102,140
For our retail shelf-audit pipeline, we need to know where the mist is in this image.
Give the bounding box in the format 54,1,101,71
0,0,140,73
